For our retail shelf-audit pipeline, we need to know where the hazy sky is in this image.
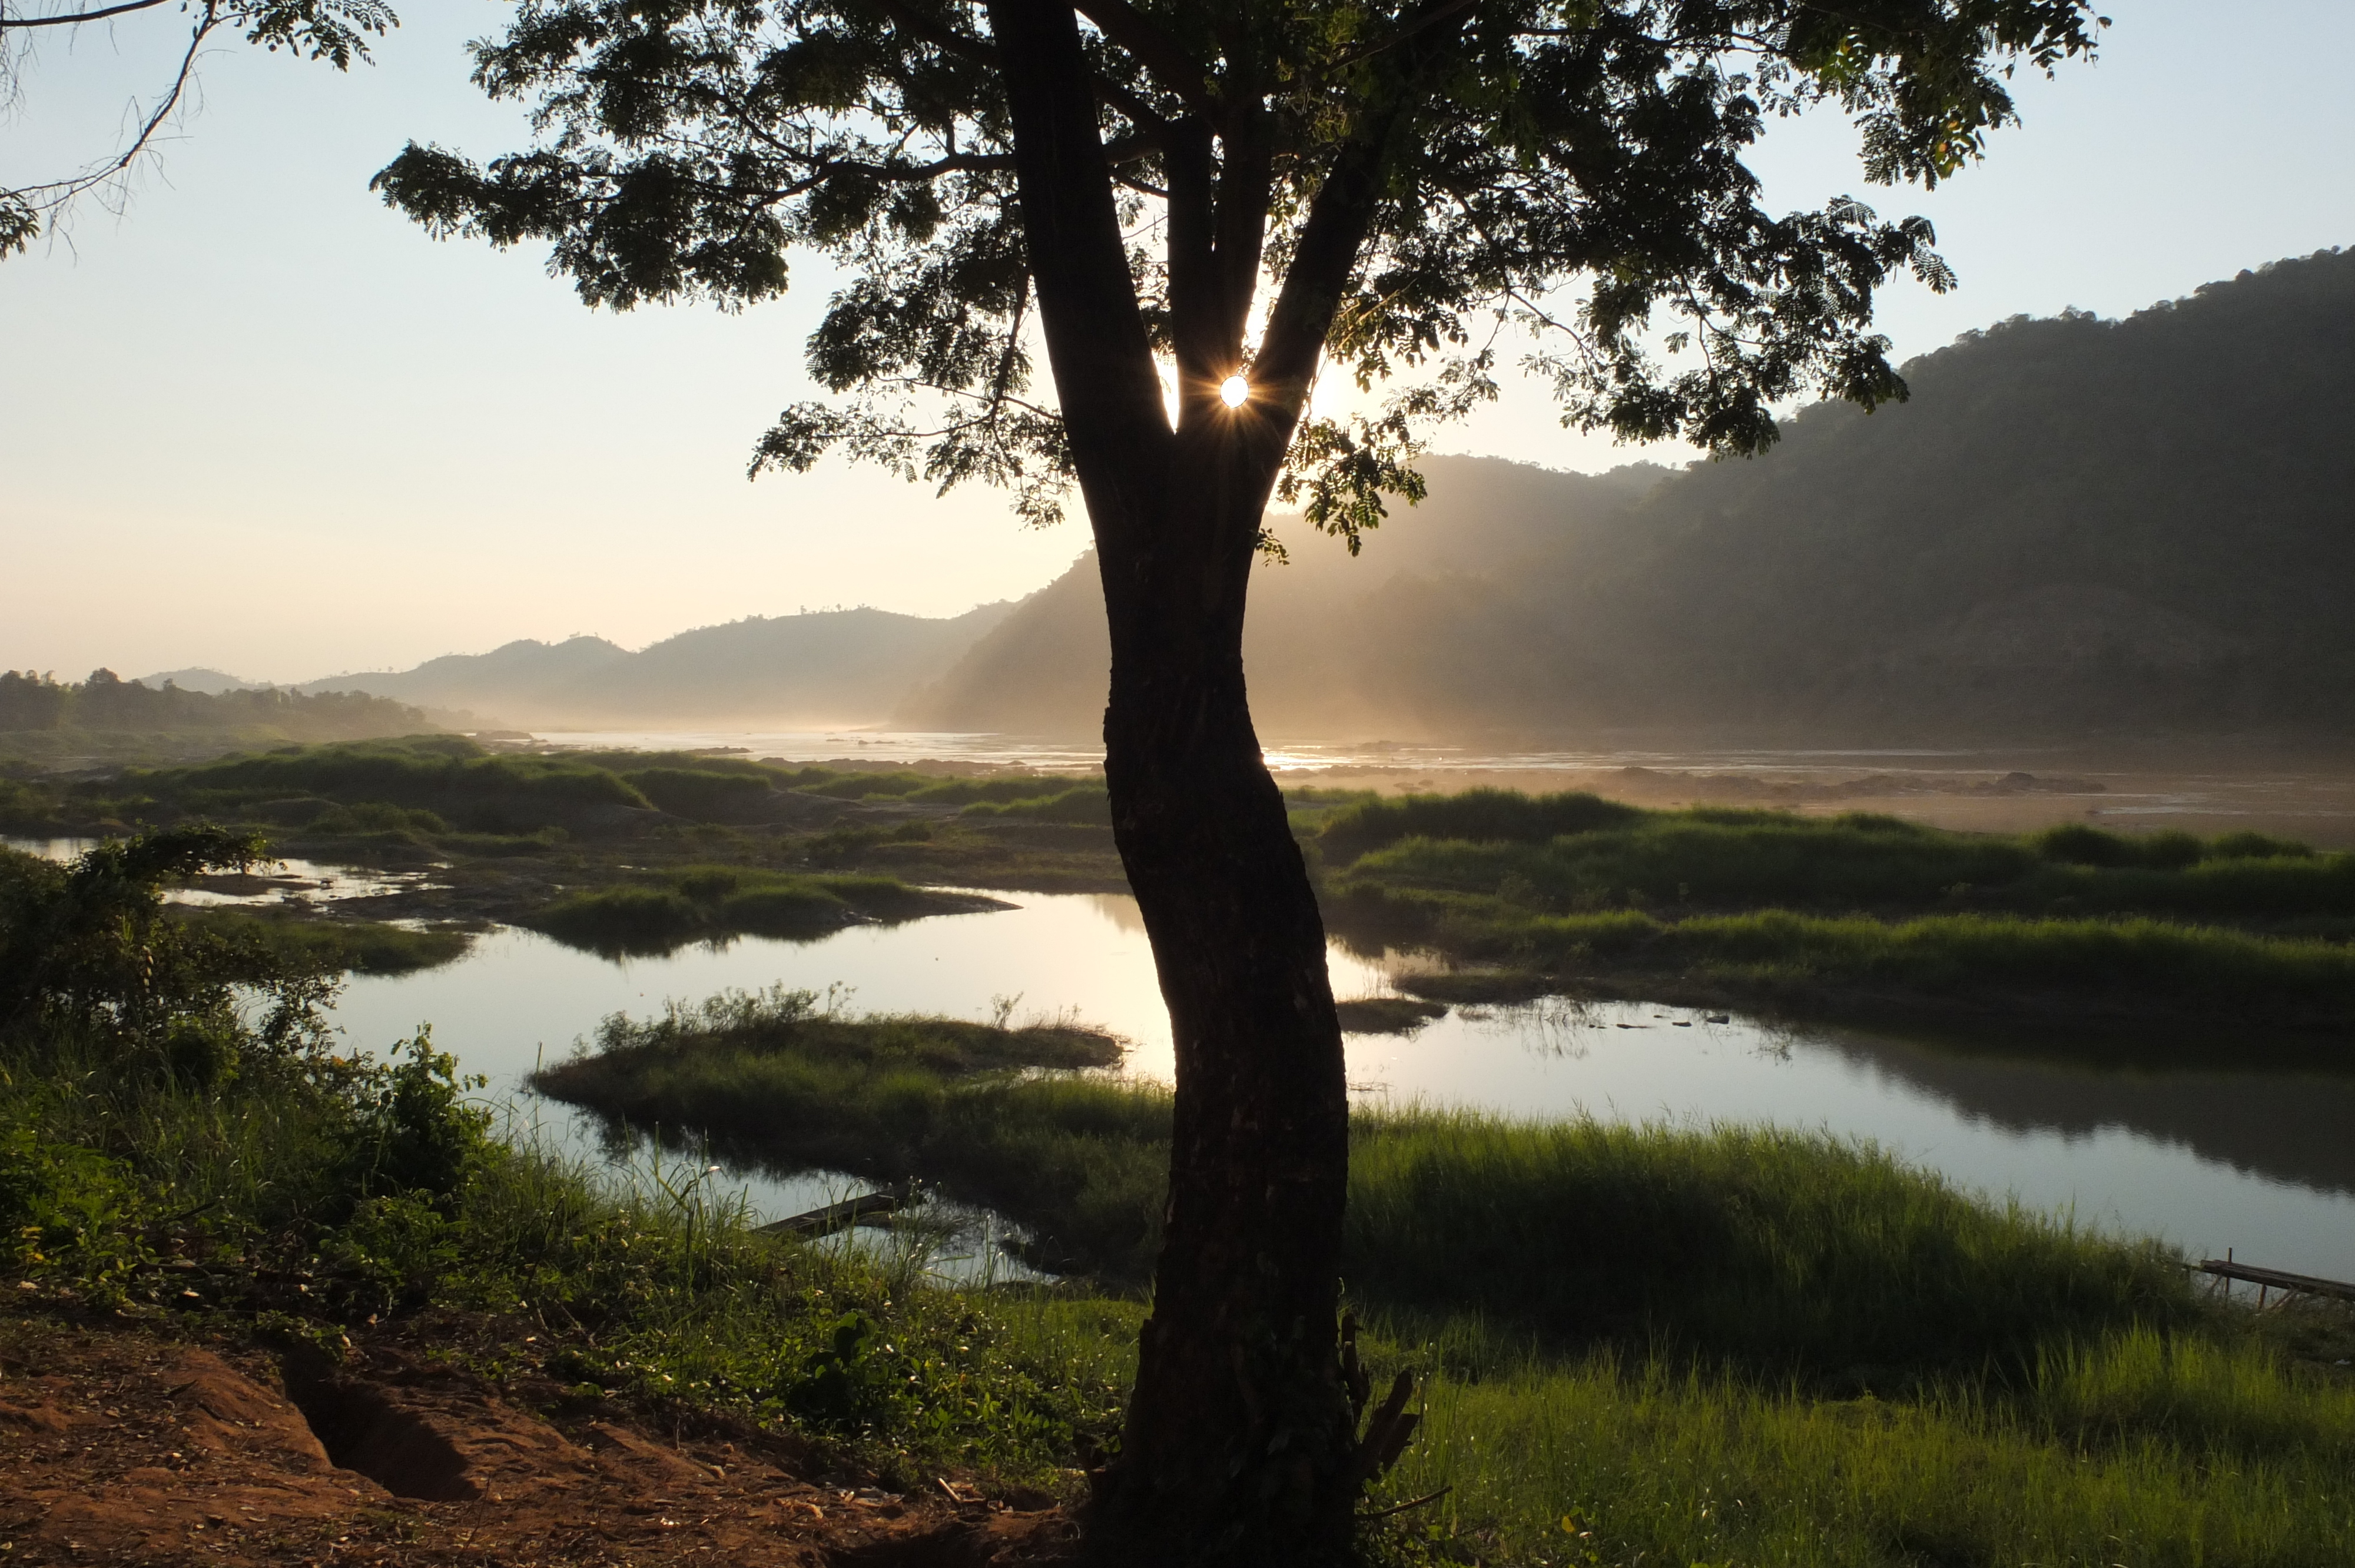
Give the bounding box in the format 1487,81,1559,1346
4,1,2351,683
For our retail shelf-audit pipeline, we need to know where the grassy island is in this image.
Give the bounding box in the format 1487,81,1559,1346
1315,791,2355,1042
529,988,2355,1564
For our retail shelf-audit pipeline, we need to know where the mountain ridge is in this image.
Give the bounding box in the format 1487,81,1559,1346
908,248,2355,745
293,603,1018,729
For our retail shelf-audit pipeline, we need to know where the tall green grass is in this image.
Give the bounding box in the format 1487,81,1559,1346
536,1002,2197,1377
15,946,2352,1559
1387,1338,2355,1566
0,1003,1123,1484
1331,803,2355,921
529,996,2355,1559
1346,895,2355,1019
535,988,1165,1275
1346,1114,2190,1378
530,865,984,955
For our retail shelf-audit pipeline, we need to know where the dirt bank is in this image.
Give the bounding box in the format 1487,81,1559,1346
0,1314,1074,1567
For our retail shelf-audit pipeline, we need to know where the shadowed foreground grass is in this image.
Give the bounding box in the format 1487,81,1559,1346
1387,1327,2355,1566
0,1018,1132,1489
530,993,2355,1563
14,986,2353,1562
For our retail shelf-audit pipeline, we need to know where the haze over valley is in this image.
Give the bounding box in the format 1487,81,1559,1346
110,249,2355,753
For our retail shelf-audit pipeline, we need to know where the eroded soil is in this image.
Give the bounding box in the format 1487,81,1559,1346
0,1315,1074,1567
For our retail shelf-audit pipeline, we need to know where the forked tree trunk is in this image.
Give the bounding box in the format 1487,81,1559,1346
983,0,1394,1558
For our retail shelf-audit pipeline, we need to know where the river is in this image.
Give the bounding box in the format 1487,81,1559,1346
16,755,2355,1285
301,889,2355,1284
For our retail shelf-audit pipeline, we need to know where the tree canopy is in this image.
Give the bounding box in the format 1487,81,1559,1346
375,2,2105,1558
376,0,2105,543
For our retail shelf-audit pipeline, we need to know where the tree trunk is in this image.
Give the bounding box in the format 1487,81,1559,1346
1088,486,1358,1566
981,1,1369,1557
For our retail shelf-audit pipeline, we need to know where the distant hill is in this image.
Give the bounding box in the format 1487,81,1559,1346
908,248,2355,744
899,459,1669,737
135,668,263,695
302,604,1017,729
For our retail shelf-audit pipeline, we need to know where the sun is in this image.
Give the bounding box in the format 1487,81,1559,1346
1219,375,1249,408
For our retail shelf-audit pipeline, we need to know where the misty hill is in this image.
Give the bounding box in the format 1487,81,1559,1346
135,668,263,695
909,248,2355,743
306,604,1017,729
899,459,1669,736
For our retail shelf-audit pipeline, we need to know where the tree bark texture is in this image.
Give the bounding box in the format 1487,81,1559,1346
984,1,1435,1557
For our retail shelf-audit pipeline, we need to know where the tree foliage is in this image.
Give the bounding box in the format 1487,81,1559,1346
374,0,2104,546
0,827,329,1077
0,0,397,257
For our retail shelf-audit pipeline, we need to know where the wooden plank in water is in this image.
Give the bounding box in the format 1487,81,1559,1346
2195,1258,2355,1302
754,1192,901,1239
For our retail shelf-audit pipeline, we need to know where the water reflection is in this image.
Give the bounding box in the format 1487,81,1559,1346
1810,1032,2355,1197
22,856,2347,1284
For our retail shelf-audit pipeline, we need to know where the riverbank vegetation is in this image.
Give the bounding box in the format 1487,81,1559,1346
7,842,2352,1562
530,988,2355,1563
1318,791,2355,1037
0,738,1126,958
0,832,1125,1494
13,744,2355,1042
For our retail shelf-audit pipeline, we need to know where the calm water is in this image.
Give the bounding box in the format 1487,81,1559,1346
16,835,2355,1280
310,892,2355,1283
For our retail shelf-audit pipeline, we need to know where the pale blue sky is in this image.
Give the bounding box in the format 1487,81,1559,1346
3,1,2350,682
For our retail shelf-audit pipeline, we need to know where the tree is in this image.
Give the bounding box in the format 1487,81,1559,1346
0,1,397,257
372,1,2101,1559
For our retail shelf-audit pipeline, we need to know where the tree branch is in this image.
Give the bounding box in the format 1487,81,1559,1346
1070,0,1219,120
865,0,1167,132
1255,3,1476,400
0,0,176,27
1252,112,1408,401
985,0,1172,540
864,0,999,67
1317,0,1479,75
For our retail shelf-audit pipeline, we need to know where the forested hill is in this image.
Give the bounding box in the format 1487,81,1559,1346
301,602,1017,729
910,248,2355,743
